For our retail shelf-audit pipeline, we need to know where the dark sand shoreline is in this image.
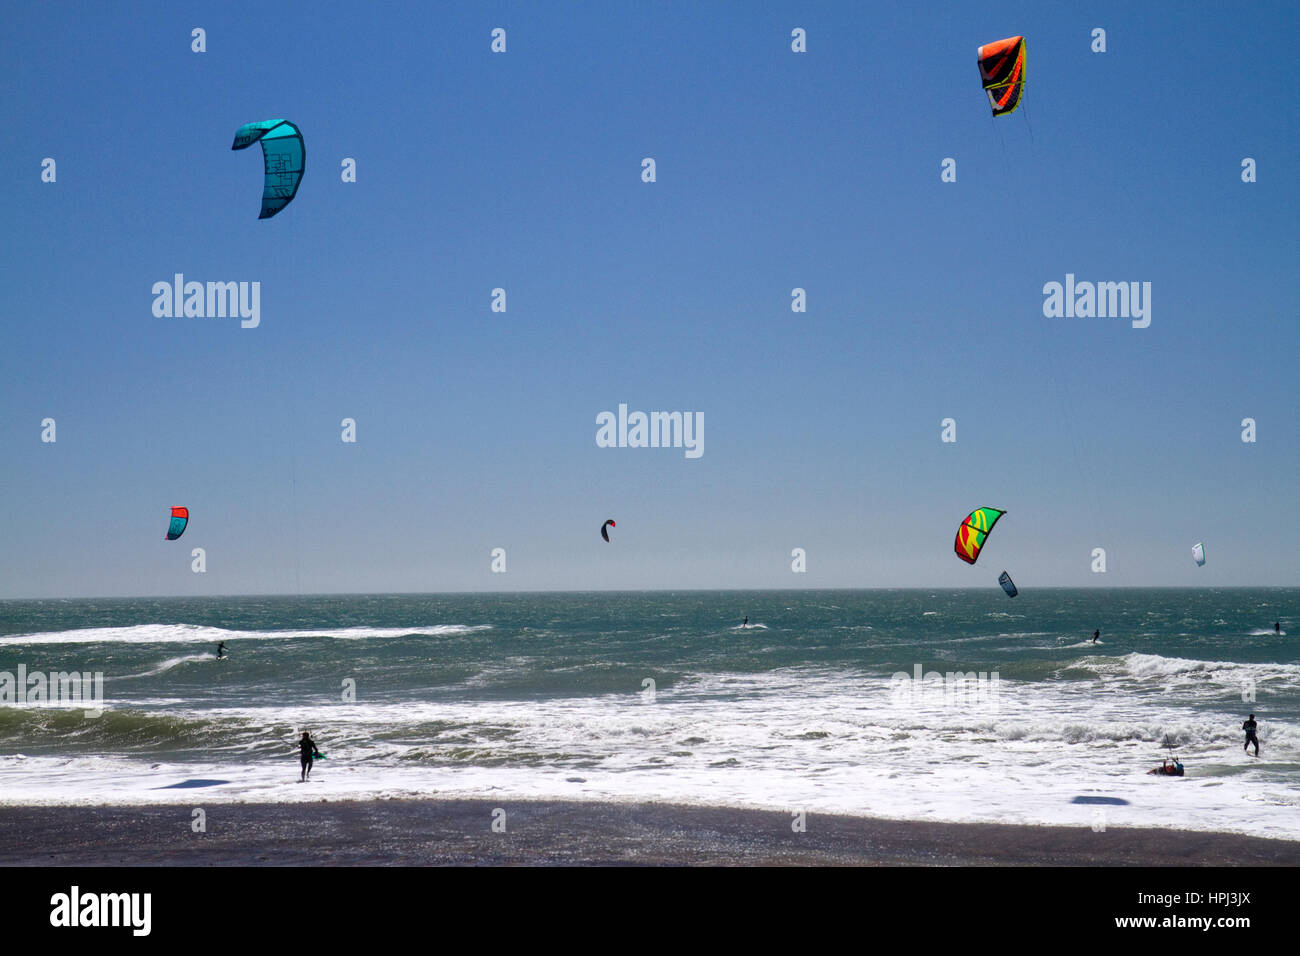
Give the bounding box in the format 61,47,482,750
2,798,1297,866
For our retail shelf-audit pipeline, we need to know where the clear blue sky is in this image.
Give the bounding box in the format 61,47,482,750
2,1,1297,597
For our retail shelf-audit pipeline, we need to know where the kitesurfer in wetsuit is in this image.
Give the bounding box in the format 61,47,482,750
1276,622,1281,634
743,617,748,627
1092,629,1099,644
216,641,227,659
298,731,322,781
1242,715,1259,756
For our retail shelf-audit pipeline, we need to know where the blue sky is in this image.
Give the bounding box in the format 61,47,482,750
2,1,1297,597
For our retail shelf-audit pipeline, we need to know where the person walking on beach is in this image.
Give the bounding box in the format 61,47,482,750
216,641,227,659
1242,714,1259,757
297,731,322,781
1092,629,1099,644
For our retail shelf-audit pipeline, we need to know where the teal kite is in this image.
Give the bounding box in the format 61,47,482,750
231,120,305,219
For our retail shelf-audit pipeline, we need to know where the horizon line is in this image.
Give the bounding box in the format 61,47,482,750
2,585,1296,602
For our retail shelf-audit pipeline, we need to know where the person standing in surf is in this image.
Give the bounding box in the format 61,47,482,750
1276,622,1282,635
297,731,322,781
216,641,227,659
743,616,748,628
1092,629,1099,644
1242,715,1259,757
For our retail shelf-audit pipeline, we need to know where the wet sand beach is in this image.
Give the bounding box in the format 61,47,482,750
2,798,1296,866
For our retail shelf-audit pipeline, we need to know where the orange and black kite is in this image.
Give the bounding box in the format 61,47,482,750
978,36,1026,117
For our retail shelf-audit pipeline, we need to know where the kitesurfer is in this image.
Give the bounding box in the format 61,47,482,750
1242,714,1259,756
1092,629,1099,644
1276,622,1281,634
297,731,322,781
216,641,227,659
743,617,748,627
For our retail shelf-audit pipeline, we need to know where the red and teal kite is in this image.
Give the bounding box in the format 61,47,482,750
954,507,1005,565
166,507,189,540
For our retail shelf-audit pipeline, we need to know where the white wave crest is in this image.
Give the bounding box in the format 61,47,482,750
1,623,493,646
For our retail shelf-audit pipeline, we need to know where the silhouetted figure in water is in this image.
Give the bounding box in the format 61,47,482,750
1276,622,1282,634
1242,714,1259,757
298,731,322,781
743,617,748,627
216,641,227,659
1148,757,1184,776
1092,629,1099,644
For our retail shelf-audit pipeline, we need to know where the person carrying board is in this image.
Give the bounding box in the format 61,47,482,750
297,731,323,781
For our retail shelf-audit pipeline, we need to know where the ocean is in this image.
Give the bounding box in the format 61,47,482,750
0,589,1296,839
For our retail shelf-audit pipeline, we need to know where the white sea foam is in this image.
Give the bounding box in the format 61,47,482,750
1,665,1295,840
112,654,217,680
1087,653,1300,694
0,623,492,645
